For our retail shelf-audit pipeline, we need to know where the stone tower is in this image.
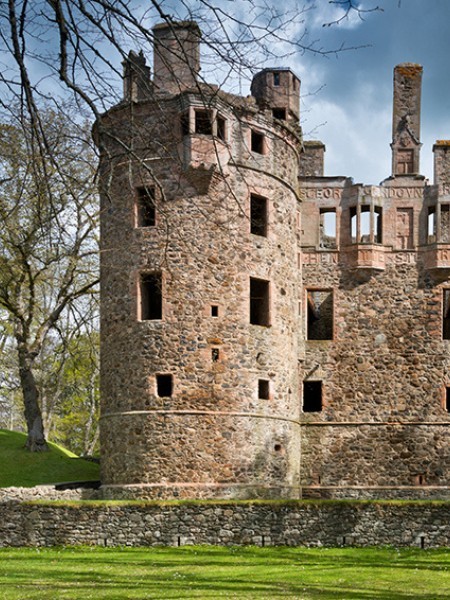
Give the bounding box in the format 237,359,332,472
97,21,303,499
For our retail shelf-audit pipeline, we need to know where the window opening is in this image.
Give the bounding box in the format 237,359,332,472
303,381,322,412
250,194,268,237
350,206,357,243
443,289,450,340
441,204,450,243
251,130,265,154
140,273,162,320
319,209,336,248
136,187,156,227
307,290,333,340
258,379,270,399
273,72,280,86
217,116,226,141
273,443,283,452
156,374,173,397
212,348,220,362
180,112,190,136
250,277,270,326
428,207,436,243
195,110,212,135
360,205,371,242
272,108,286,120
446,388,450,412
374,206,382,243
211,305,219,317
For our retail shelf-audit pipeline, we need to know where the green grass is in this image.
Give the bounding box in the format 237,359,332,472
0,546,448,599
0,429,99,487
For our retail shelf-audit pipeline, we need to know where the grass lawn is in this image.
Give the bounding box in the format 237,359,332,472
0,429,99,487
0,546,449,599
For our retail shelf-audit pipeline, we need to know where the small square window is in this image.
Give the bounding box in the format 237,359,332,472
156,374,173,397
258,379,270,399
272,108,286,120
211,305,219,317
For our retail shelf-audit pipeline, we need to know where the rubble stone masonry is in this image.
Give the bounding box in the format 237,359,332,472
96,21,450,500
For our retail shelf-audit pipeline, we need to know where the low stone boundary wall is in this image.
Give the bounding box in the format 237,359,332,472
0,501,449,548
0,486,101,503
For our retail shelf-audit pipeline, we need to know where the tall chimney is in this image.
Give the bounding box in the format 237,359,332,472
391,63,423,176
123,51,151,102
152,21,201,94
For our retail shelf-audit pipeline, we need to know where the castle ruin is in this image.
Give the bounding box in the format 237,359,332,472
96,22,450,500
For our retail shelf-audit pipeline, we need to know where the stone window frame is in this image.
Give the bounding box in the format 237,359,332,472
180,106,228,142
350,202,383,244
319,207,337,249
249,128,268,155
136,270,164,322
428,201,450,244
305,287,334,341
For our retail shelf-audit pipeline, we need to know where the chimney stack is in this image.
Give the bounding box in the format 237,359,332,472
152,21,201,94
391,63,423,176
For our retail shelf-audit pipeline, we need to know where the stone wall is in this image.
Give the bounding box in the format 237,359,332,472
0,501,449,548
0,486,101,502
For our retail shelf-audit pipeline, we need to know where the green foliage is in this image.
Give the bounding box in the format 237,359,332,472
0,429,99,487
0,546,448,599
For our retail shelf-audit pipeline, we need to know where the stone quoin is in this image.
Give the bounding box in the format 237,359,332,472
95,21,450,500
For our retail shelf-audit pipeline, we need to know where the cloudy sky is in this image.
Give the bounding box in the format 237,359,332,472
163,0,450,185
287,0,450,185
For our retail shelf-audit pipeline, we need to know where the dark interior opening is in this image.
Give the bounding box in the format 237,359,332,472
258,379,270,399
250,278,270,326
251,130,264,154
250,194,268,236
307,290,333,340
443,290,450,340
136,187,156,227
211,305,219,317
272,108,286,120
156,374,173,397
303,380,323,412
140,273,162,320
195,110,212,135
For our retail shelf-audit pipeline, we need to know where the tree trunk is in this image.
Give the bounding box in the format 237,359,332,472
18,355,49,452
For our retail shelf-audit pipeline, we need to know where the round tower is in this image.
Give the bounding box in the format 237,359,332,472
96,21,303,499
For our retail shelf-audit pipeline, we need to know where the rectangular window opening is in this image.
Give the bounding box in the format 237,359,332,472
258,379,270,400
319,209,336,248
212,348,220,362
250,277,270,326
303,381,322,412
251,130,265,154
428,207,436,243
446,388,450,412
307,289,333,340
195,110,212,135
211,305,219,317
272,108,286,120
136,187,156,227
350,206,357,243
217,116,226,141
360,205,371,243
443,289,450,340
250,194,268,237
273,72,280,86
156,374,173,397
374,206,382,243
140,272,162,321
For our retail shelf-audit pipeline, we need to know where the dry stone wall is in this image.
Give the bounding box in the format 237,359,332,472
0,501,449,548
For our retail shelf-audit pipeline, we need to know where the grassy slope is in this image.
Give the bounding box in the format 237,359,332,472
0,546,449,599
0,429,99,487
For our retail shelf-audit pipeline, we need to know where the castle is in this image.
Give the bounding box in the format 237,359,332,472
96,21,450,500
